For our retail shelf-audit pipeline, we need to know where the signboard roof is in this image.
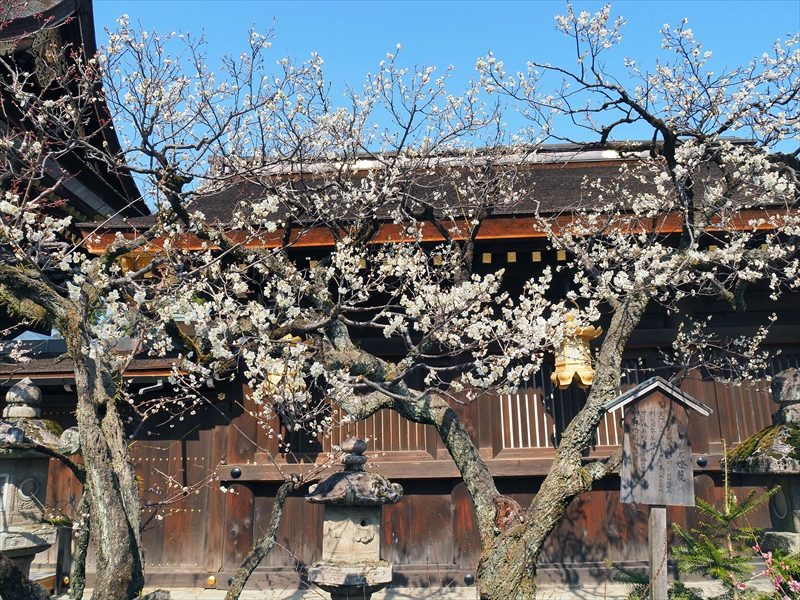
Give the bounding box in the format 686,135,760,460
603,376,712,416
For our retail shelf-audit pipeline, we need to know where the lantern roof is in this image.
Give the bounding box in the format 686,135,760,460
0,378,80,455
306,438,403,506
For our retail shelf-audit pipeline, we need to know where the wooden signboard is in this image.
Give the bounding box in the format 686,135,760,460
621,393,695,506
604,377,712,600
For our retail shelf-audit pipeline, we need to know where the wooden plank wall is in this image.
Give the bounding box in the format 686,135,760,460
34,360,790,587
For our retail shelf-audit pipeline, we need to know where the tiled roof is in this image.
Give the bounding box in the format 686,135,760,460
79,152,654,231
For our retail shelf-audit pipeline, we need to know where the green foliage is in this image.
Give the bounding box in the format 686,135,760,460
666,435,800,600
671,482,776,599
668,581,707,600
671,524,755,598
773,551,800,581
613,448,784,600
609,560,650,600
751,548,800,600
609,561,705,600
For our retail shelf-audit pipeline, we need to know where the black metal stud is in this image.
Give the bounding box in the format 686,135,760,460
230,466,242,479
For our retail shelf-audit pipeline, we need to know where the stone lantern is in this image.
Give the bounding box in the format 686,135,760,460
727,369,800,553
306,437,403,600
0,378,79,576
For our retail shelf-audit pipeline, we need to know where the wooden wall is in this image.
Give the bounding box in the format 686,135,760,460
32,355,794,589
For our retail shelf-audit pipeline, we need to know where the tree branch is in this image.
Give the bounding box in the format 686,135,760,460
225,479,299,600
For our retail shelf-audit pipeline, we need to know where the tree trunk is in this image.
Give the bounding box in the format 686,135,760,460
476,293,650,599
0,270,145,597
332,292,648,600
0,551,51,600
69,494,90,600
476,524,540,600
0,552,50,600
70,342,144,600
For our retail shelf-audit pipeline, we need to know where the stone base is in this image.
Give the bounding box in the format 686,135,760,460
317,583,388,600
0,524,57,577
308,560,392,600
5,552,37,577
760,531,800,555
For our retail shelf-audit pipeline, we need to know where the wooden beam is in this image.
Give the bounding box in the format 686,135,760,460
221,451,723,482
80,209,797,254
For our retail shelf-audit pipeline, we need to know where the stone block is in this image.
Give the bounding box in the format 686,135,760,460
322,505,381,562
307,560,393,587
773,369,800,405
760,531,800,555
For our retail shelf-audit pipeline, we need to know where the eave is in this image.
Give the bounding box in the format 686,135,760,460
78,207,797,255
0,0,79,44
1,0,149,219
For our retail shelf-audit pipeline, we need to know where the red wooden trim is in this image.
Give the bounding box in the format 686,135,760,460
80,209,797,254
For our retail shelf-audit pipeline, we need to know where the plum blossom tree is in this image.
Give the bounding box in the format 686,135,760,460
109,9,799,598
93,18,563,599
470,5,800,597
1,12,556,598
0,4,798,600
0,7,149,598
0,13,319,598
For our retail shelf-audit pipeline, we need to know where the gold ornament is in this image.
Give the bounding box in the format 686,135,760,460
551,314,602,389
265,335,308,396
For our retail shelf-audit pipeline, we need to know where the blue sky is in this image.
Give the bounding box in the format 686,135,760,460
91,1,800,143
91,1,799,82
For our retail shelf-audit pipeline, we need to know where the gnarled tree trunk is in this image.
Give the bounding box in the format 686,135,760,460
0,267,146,599
475,293,650,599
68,335,144,600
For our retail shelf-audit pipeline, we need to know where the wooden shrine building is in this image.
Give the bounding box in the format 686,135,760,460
0,0,798,594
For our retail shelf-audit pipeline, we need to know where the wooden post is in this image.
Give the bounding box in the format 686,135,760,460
648,506,667,600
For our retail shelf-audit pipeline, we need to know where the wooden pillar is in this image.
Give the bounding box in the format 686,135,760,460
648,505,667,600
